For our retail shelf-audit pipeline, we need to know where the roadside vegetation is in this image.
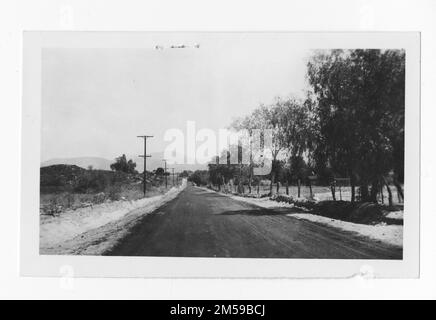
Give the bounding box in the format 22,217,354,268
188,49,405,226
40,155,179,216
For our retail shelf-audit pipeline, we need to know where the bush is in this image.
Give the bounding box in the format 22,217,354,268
73,171,110,193
110,154,137,174
188,170,209,186
349,202,383,224
107,185,122,201
311,201,383,224
40,164,86,191
312,201,354,220
259,193,271,198
271,194,294,204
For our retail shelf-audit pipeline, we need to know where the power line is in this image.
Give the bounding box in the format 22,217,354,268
137,135,153,196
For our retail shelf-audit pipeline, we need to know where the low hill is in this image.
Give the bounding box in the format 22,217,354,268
41,157,113,170
40,164,136,194
40,164,87,191
41,154,208,172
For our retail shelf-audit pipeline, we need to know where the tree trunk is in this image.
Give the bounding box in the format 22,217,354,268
286,180,289,195
257,181,260,195
385,182,393,207
237,180,244,194
360,184,369,202
297,179,301,198
309,180,313,199
370,180,379,203
269,174,274,195
276,180,280,194
393,179,404,203
331,184,336,201
350,178,356,203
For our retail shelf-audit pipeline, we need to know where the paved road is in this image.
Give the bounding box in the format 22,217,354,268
105,185,402,259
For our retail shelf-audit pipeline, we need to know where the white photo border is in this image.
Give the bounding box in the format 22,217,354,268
20,31,420,278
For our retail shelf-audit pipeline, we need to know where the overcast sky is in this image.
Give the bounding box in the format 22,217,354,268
41,35,311,162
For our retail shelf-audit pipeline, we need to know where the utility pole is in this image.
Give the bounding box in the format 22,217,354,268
137,135,153,196
162,159,168,188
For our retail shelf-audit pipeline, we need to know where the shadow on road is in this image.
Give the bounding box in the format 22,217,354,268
218,207,305,216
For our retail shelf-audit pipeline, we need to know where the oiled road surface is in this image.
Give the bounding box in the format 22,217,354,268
105,186,402,259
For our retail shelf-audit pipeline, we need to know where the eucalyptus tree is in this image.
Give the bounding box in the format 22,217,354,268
276,97,311,197
231,103,288,194
307,49,405,204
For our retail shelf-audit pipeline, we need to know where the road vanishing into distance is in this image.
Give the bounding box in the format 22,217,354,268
105,185,402,259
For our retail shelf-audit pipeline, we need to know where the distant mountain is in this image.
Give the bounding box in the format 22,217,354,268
41,154,208,172
41,157,113,170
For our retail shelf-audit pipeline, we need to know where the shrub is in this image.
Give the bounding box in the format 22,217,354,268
110,154,137,174
271,194,294,204
73,171,110,193
349,203,383,224
107,185,122,201
311,201,383,224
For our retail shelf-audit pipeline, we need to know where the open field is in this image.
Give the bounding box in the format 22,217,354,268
40,164,181,216
40,181,187,255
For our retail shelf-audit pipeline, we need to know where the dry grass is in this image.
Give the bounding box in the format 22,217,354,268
40,179,180,216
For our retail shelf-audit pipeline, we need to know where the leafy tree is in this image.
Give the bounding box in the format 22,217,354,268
179,170,193,178
188,170,209,186
231,102,289,194
231,97,312,196
110,154,137,174
205,49,404,205
277,97,312,196
307,49,405,203
207,151,241,192
154,167,165,175
289,155,309,197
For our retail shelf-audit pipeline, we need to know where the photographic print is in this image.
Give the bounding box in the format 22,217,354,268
21,32,420,278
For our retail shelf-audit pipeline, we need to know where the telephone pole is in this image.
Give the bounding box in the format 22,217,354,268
137,135,153,196
162,159,168,188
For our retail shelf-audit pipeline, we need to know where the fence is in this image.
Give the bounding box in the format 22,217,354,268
212,181,403,205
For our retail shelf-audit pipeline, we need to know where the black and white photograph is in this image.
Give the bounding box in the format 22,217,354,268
37,34,408,258
2,0,435,301
20,31,420,279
